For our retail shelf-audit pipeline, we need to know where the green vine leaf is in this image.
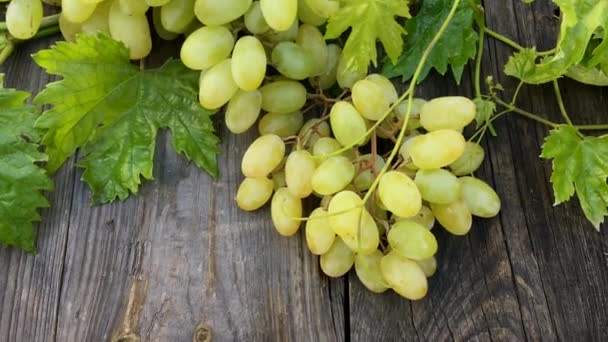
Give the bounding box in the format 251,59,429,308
33,33,219,204
473,97,497,136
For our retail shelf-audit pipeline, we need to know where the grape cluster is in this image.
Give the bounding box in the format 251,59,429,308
36,0,500,300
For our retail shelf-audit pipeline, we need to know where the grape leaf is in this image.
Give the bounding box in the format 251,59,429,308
504,0,608,84
33,34,219,204
0,86,53,253
541,126,608,230
325,0,411,76
383,0,479,84
473,97,497,136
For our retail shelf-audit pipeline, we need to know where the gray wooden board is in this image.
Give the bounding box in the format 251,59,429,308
1,1,608,341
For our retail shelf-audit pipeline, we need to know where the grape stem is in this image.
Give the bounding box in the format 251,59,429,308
0,14,60,32
0,41,14,66
552,79,573,126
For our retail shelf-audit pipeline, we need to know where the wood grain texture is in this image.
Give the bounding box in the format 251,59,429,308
1,1,608,341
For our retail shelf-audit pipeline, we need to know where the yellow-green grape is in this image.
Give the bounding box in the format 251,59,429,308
244,1,270,34
459,177,501,218
194,0,252,26
297,0,326,26
414,169,462,204
81,1,111,34
271,187,302,236
320,237,355,277
108,1,152,60
398,133,421,170
272,170,286,190
387,221,438,260
329,101,368,147
260,80,307,113
59,14,81,42
258,111,304,137
351,79,391,121
181,26,235,70
305,0,338,17
199,59,238,110
355,250,389,293
299,119,331,149
378,171,422,218
311,44,341,90
271,42,314,80
327,191,379,255
431,199,472,235
366,74,398,105
152,8,178,40
410,130,466,170
296,24,328,76
312,156,355,195
416,256,437,277
395,205,435,230
393,98,427,131
119,0,149,15
62,0,97,24
146,0,170,6
381,251,428,300
225,90,262,134
449,142,485,176
420,96,476,131
260,0,297,31
285,150,316,198
312,137,342,163
340,210,379,255
232,36,267,91
160,0,195,33
336,53,366,89
305,208,336,255
353,154,385,192
6,0,43,39
236,177,274,211
241,134,286,177
263,19,298,43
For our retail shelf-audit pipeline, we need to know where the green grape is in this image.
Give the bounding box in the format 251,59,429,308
59,13,81,42
351,79,391,121
340,210,379,255
260,0,297,31
431,199,472,235
241,134,286,178
81,1,111,34
305,0,338,17
305,207,336,255
6,0,43,39
320,237,355,278
420,96,476,131
271,42,314,80
146,0,170,6
355,250,389,293
119,0,149,15
393,98,427,131
271,187,302,236
378,171,422,218
336,54,366,89
272,171,286,190
260,80,307,113
398,133,421,170
416,256,437,277
258,112,304,137
152,8,178,40
410,130,466,170
236,177,274,211
160,0,195,33
353,154,385,192
414,169,462,204
62,0,97,24
312,137,342,163
329,101,367,147
225,90,262,134
194,0,252,26
181,26,234,70
387,221,438,260
232,36,267,91
459,177,501,218
296,24,328,76
449,142,485,176
311,44,341,90
199,59,239,110
285,150,316,198
395,205,435,230
311,156,355,195
327,190,363,236
366,74,398,105
381,251,427,300
244,1,270,34
298,118,331,149
109,1,152,60
263,19,298,43
297,0,326,26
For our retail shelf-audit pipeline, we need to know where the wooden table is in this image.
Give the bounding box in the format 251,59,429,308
1,2,607,341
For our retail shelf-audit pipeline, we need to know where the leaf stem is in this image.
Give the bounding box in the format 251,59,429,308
0,41,14,65
474,28,485,97
510,80,524,105
483,27,525,51
494,97,558,128
552,79,573,126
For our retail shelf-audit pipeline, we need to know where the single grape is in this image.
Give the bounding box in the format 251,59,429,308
272,170,286,190
160,0,196,33
152,8,178,40
225,90,262,134
398,133,421,170
449,142,485,176
120,0,149,15
241,134,286,178
431,199,472,235
320,237,355,278
271,187,302,236
351,79,391,121
380,251,428,300
394,205,435,230
298,118,331,149
393,98,427,120
336,53,366,89
329,101,368,147
181,26,235,70
340,210,380,255
260,80,307,113
298,0,326,26
194,0,252,26
416,256,437,277
108,1,152,60
311,44,341,90
355,250,389,293
387,221,438,260
420,96,476,131
378,171,422,218
236,177,274,211
81,1,111,35
410,130,466,170
263,19,298,43
312,137,342,162
459,177,501,218
296,24,328,76
414,169,462,204
199,59,239,110
260,0,298,31
232,36,267,91
271,42,315,80
244,1,270,34
285,150,316,198
327,191,380,255
311,156,355,195
259,111,304,137
353,154,385,192
305,0,339,19
305,207,336,255
59,13,81,42
62,0,97,24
